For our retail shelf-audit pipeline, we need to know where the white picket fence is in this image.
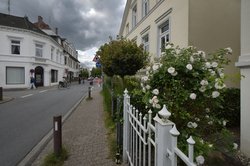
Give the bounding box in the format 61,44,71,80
122,89,197,166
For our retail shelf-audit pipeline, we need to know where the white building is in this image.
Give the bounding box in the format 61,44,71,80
119,0,240,87
0,13,79,89
236,0,250,157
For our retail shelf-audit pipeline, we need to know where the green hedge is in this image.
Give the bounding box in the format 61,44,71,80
219,88,240,127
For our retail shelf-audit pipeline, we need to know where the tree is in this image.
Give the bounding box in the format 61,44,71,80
91,67,102,77
97,39,148,78
79,68,89,79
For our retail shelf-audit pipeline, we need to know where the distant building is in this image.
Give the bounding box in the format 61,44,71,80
119,0,240,87
0,13,79,89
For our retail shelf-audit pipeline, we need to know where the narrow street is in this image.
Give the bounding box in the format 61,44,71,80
0,83,88,166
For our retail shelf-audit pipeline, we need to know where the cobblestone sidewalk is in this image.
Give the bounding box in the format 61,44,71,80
32,87,117,166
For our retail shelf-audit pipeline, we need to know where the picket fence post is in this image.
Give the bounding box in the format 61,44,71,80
154,105,174,166
123,89,130,162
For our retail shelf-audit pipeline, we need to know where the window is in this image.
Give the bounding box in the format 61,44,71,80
11,40,20,54
159,20,170,54
142,34,149,52
6,67,25,84
142,0,149,17
126,23,129,35
132,5,137,28
51,46,54,60
56,50,59,62
51,69,58,83
35,43,43,57
64,56,67,65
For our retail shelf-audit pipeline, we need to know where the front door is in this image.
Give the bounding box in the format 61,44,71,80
35,66,44,87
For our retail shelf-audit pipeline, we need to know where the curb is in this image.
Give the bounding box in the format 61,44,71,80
0,97,14,104
17,94,87,166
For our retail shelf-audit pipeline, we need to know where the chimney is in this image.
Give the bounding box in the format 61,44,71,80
38,16,43,22
55,27,58,35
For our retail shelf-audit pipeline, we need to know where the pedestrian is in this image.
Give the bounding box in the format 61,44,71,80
30,76,36,89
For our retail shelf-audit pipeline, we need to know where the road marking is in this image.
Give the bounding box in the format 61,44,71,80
39,90,48,93
21,94,33,98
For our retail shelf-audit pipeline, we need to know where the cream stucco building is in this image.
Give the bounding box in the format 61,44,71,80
119,0,240,87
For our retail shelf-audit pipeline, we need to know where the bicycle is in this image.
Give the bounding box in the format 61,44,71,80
58,79,70,89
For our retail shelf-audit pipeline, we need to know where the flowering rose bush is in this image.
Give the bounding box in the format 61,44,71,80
139,43,236,164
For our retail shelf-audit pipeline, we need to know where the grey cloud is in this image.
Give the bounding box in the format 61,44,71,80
0,0,125,51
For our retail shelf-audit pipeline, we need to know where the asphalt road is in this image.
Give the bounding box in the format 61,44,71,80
0,83,89,166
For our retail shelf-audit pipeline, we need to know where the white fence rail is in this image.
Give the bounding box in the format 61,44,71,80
123,89,197,166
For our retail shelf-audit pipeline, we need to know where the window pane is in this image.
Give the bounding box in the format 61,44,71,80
12,45,20,54
6,67,25,84
161,36,166,52
11,40,20,54
51,70,58,83
11,40,20,44
36,44,43,57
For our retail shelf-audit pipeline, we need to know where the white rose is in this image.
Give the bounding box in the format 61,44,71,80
155,104,161,109
199,86,206,92
195,117,200,122
152,64,159,71
146,66,151,71
146,85,151,90
200,80,208,86
222,120,227,126
205,108,210,113
152,89,159,95
196,155,205,165
167,67,175,74
171,71,178,76
190,56,194,63
212,91,220,98
166,44,172,49
208,121,213,125
190,93,197,100
141,76,148,82
149,99,153,104
186,64,193,70
220,73,225,78
192,122,198,128
215,82,226,89
233,143,238,150
187,122,193,128
205,62,211,68
212,62,218,68
225,47,232,54
198,51,206,58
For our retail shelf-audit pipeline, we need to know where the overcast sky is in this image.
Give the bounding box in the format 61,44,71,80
0,0,126,68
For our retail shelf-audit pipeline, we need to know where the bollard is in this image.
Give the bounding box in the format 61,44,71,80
0,87,2,101
53,115,62,156
88,87,92,98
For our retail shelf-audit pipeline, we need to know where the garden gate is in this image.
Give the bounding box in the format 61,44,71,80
123,89,197,166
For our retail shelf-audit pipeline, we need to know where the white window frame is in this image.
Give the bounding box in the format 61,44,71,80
51,46,54,61
11,40,21,55
35,43,44,57
158,19,170,56
142,0,149,17
132,4,137,28
142,33,149,52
